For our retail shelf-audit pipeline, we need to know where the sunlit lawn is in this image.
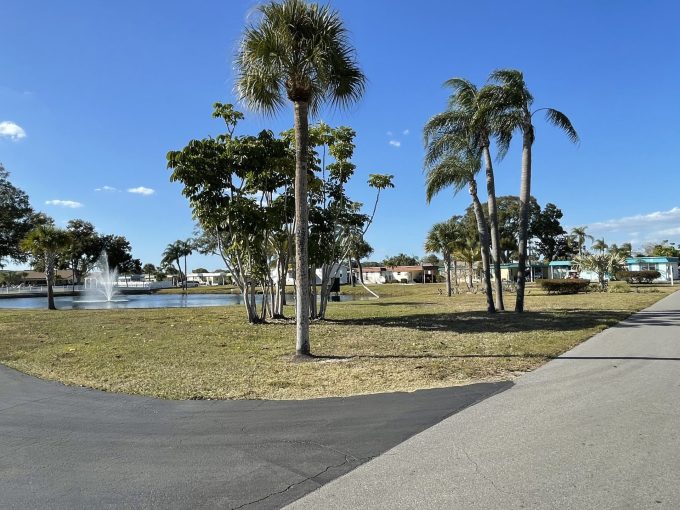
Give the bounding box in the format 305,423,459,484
0,283,674,400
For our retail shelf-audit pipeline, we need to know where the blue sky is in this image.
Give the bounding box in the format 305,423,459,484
2,1,679,270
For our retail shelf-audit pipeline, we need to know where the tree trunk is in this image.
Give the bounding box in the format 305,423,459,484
453,259,458,287
469,180,495,313
45,253,56,310
468,261,473,290
445,252,452,297
358,259,364,284
515,128,533,313
483,145,504,311
293,101,311,356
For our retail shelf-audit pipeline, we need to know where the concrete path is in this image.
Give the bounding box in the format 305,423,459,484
0,363,508,509
289,291,680,510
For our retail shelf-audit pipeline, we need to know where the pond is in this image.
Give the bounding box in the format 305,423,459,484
0,293,367,310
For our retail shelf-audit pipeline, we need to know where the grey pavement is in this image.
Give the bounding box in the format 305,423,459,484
0,362,508,509
289,290,680,510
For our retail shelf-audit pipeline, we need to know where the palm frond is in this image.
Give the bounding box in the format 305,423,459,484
425,153,479,203
235,0,364,116
544,108,579,144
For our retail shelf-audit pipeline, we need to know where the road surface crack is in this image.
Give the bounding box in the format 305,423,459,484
230,441,373,510
457,442,512,497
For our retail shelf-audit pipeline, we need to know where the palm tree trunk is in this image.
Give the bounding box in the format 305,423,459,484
445,252,452,297
46,253,56,310
358,259,364,284
483,145,504,311
469,180,495,313
515,129,533,313
293,101,311,356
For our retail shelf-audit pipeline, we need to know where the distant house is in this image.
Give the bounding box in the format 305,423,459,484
548,256,679,283
626,256,679,282
187,272,231,286
20,270,75,285
361,264,438,284
279,264,349,286
548,260,575,279
500,262,549,282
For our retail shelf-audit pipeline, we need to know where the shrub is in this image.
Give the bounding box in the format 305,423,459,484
608,281,631,293
619,270,661,284
537,278,591,295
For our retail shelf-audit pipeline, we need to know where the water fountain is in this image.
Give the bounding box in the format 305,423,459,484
79,251,128,304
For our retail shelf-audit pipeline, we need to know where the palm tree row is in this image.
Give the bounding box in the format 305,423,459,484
424,70,578,313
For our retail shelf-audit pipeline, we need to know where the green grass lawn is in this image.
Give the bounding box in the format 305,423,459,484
0,283,675,400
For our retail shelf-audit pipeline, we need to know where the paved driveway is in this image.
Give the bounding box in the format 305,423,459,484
0,363,508,509
289,291,680,509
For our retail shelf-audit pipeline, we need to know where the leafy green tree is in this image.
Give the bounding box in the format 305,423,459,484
169,104,295,322
99,234,135,273
0,164,39,267
487,69,578,312
192,267,208,274
298,123,392,317
424,78,509,309
20,225,70,309
532,203,566,261
236,0,365,355
462,195,542,263
0,271,26,286
65,219,102,284
648,241,679,257
382,253,420,267
424,150,495,312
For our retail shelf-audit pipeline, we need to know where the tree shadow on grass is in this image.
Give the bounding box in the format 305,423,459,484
327,309,679,335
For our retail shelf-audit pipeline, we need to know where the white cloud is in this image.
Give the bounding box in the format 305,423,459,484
386,131,393,137
45,199,83,209
388,140,401,148
585,206,680,246
128,186,155,196
0,121,26,141
95,185,119,192
402,129,410,136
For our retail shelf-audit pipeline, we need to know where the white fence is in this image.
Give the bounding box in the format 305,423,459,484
1,281,172,296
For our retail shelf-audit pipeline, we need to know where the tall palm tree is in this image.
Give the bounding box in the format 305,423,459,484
570,226,594,256
236,0,365,357
178,239,194,292
592,237,608,254
488,69,579,312
424,78,508,310
161,241,184,287
20,225,70,310
425,151,495,312
425,217,463,297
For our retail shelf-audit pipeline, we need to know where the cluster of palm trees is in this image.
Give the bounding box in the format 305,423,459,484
424,71,579,313
161,239,194,291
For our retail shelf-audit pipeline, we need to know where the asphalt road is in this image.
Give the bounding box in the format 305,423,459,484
0,363,509,509
289,290,680,510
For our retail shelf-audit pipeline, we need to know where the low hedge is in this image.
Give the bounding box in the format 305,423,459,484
618,270,661,284
538,278,591,294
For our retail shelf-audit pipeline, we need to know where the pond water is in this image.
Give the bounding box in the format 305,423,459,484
0,293,366,310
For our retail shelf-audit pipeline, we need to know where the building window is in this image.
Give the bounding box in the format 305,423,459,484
640,263,658,271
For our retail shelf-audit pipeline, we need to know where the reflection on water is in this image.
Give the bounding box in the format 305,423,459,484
0,293,368,310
